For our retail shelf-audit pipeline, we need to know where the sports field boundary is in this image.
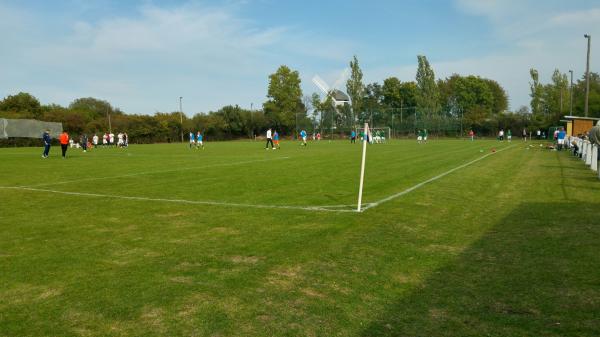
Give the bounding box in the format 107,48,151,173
360,145,515,211
0,145,515,213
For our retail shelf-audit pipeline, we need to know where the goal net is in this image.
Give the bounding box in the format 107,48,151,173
0,119,63,139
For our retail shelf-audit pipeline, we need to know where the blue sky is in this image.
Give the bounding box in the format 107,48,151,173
1,0,598,115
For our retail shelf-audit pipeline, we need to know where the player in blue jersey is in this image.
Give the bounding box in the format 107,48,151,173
300,129,307,147
196,131,204,149
189,131,195,149
42,130,51,158
273,130,280,149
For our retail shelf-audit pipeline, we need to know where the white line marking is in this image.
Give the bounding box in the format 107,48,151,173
0,186,356,213
24,157,290,188
1,145,514,214
360,145,516,212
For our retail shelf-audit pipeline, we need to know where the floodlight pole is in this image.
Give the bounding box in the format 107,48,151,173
569,70,574,116
584,34,591,117
357,122,369,212
179,96,184,143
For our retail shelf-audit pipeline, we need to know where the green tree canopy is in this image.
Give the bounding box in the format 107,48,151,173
346,55,364,125
69,97,116,120
263,65,304,132
0,92,42,118
415,55,440,115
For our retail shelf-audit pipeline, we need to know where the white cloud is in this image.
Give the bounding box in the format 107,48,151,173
0,2,353,114
438,1,600,109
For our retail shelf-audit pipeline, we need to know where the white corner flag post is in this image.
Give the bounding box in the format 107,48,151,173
357,122,369,212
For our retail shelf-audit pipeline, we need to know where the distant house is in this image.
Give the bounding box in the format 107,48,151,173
563,115,600,137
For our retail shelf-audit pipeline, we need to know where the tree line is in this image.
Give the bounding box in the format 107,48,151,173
2,55,598,146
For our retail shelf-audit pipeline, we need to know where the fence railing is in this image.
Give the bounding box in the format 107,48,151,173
573,137,599,178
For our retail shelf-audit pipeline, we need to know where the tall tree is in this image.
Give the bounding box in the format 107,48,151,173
382,77,402,109
415,55,440,115
547,69,569,118
529,68,544,115
346,55,364,126
362,82,383,125
483,79,508,114
263,65,304,133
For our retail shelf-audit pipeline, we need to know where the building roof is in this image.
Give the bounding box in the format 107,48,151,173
563,115,600,121
331,89,350,102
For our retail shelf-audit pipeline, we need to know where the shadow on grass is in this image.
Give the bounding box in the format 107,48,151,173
361,202,600,337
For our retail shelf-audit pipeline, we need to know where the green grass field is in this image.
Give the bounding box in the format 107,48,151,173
1,139,599,336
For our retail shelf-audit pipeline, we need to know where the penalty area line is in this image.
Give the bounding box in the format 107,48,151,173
360,145,516,212
0,186,356,213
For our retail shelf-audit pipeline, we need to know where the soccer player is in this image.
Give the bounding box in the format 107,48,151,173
507,129,512,142
350,130,356,144
265,128,274,150
92,134,99,148
59,131,69,159
81,134,88,152
42,130,51,158
109,132,115,147
557,127,566,151
469,129,475,141
522,128,528,142
189,131,195,149
300,129,307,146
102,133,108,147
417,129,423,144
273,130,280,149
196,131,204,149
498,129,504,141
423,129,428,143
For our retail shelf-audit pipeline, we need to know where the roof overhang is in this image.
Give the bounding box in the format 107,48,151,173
563,115,600,121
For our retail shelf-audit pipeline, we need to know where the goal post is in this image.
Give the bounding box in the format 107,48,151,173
357,122,369,212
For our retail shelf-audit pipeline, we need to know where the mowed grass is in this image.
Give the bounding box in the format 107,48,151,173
0,139,599,336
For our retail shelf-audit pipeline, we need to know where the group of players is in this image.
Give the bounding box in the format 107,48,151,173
41,130,129,159
188,131,205,149
265,128,309,149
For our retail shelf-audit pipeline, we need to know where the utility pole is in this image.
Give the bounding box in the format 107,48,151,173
250,102,254,140
584,34,591,117
569,70,574,116
179,96,183,143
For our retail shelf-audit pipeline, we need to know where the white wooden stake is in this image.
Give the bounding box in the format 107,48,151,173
357,122,369,212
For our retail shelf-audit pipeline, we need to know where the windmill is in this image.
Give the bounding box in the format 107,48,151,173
311,69,351,106
312,69,353,140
